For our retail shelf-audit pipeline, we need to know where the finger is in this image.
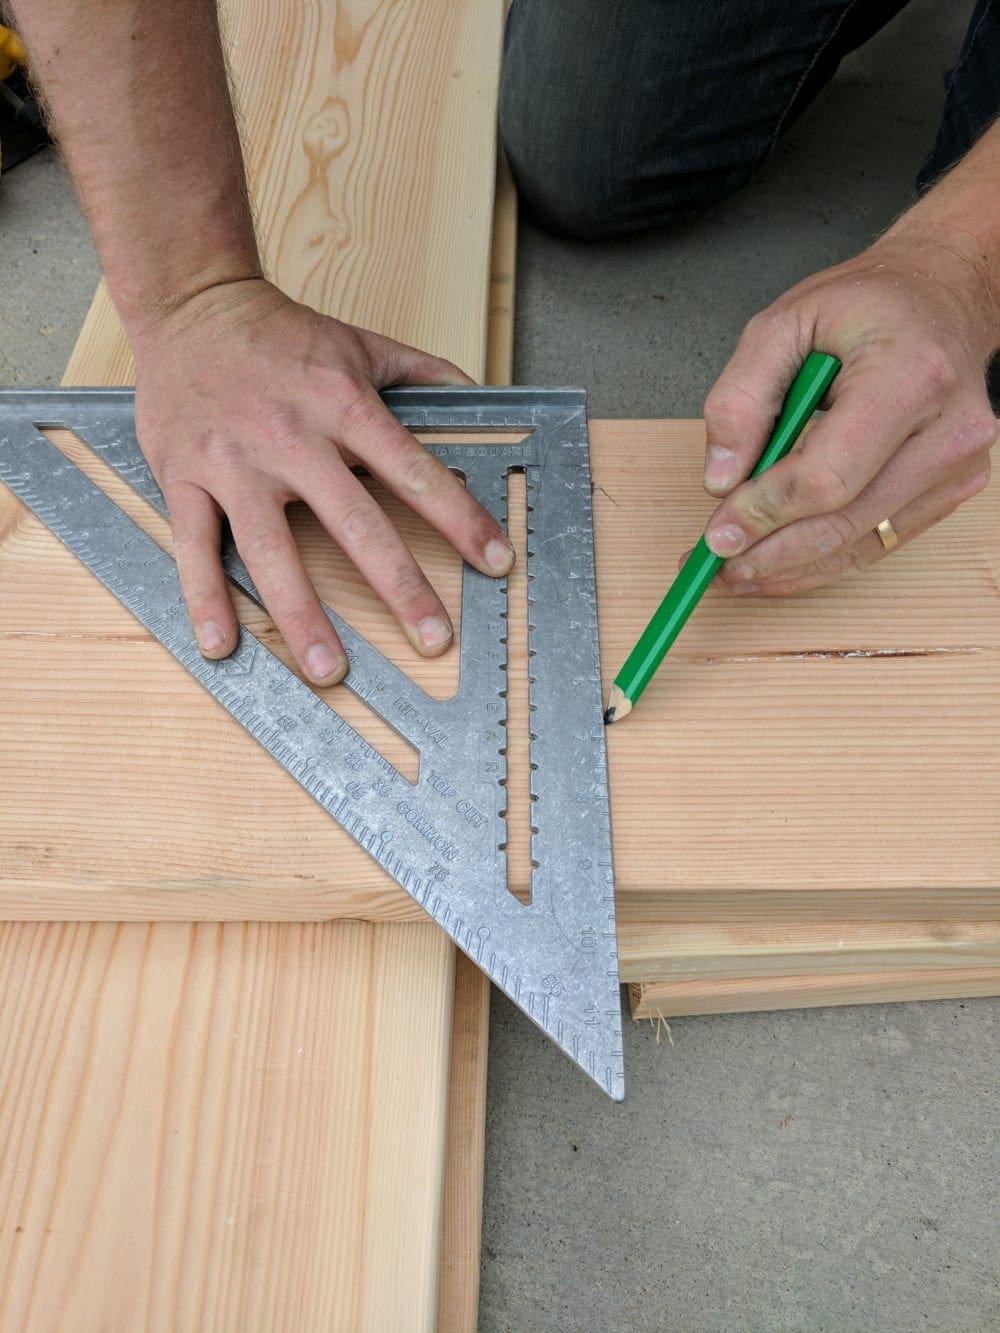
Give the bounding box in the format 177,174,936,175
306,464,455,655
704,348,954,560
729,462,990,597
166,481,238,659
327,385,515,576
703,307,808,494
720,403,997,586
227,498,347,685
355,328,476,388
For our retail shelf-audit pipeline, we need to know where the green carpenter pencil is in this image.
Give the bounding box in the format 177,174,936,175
603,350,841,724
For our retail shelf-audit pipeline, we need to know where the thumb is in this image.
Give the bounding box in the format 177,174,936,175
703,307,809,495
357,328,476,389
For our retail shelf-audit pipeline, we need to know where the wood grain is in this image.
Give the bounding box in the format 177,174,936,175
436,952,491,1333
0,920,454,1330
598,421,1000,923
63,0,504,385
618,920,1000,982
0,0,507,1326
3,422,998,924
485,144,516,386
630,967,1000,1019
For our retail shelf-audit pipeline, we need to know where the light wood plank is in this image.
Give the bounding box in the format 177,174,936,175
619,920,1000,982
63,0,503,385
484,145,516,387
0,921,454,1330
4,421,998,923
0,0,506,1327
630,967,1000,1019
436,952,491,1333
598,421,1000,923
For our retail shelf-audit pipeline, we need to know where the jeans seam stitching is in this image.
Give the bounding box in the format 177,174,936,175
764,0,868,158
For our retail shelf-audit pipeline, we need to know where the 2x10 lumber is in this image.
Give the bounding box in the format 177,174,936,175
0,0,504,1327
629,967,1000,1019
3,420,997,924
0,921,454,1329
617,921,1000,982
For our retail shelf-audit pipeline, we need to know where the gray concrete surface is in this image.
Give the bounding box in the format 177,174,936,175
0,148,99,385
1,2,997,1329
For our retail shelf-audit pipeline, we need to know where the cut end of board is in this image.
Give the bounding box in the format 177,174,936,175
603,684,631,726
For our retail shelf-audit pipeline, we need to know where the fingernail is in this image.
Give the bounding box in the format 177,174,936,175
418,615,452,649
731,582,759,596
305,643,343,682
485,538,515,573
706,524,747,557
705,446,737,491
198,620,227,653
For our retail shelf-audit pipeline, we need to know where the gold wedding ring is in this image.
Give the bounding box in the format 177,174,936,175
876,517,899,551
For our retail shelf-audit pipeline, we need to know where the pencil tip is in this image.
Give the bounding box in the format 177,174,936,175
604,684,632,724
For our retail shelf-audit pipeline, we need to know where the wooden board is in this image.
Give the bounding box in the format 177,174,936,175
0,0,505,1328
0,920,455,1330
630,967,1000,1019
618,921,1000,982
4,422,999,925
437,952,491,1333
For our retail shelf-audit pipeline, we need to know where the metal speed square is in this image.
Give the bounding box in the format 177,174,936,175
0,386,624,1100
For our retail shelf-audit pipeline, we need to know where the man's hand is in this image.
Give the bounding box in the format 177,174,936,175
701,231,998,597
134,278,514,684
10,1,515,687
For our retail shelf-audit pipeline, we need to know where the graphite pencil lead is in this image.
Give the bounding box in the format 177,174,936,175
603,684,631,725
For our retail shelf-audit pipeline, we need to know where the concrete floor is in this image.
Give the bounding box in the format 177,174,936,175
2,1,997,1329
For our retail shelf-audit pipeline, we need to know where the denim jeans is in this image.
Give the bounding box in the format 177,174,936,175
500,0,1000,239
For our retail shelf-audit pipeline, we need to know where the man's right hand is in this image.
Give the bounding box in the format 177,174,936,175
133,278,514,685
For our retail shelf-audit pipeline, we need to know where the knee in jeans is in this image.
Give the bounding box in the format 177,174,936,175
501,101,748,238
500,87,630,239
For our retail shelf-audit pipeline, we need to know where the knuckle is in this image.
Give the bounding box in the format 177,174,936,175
157,458,190,492
704,381,755,438
389,562,431,605
170,530,204,563
797,459,852,512
810,510,856,556
276,603,321,639
946,408,999,463
911,343,958,398
469,509,504,551
201,431,245,471
957,463,991,502
326,368,364,403
337,500,384,547
183,580,222,610
334,383,381,435
400,449,446,498
260,404,305,456
740,476,786,529
743,307,783,342
238,523,289,563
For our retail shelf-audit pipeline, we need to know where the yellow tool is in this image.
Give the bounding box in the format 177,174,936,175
0,26,26,82
0,25,44,179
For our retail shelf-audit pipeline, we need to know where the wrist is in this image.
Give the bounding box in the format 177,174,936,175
873,221,1000,356
124,268,273,356
878,137,1000,355
113,241,265,346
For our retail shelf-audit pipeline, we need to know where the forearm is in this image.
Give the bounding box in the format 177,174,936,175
880,118,1000,351
10,0,261,339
